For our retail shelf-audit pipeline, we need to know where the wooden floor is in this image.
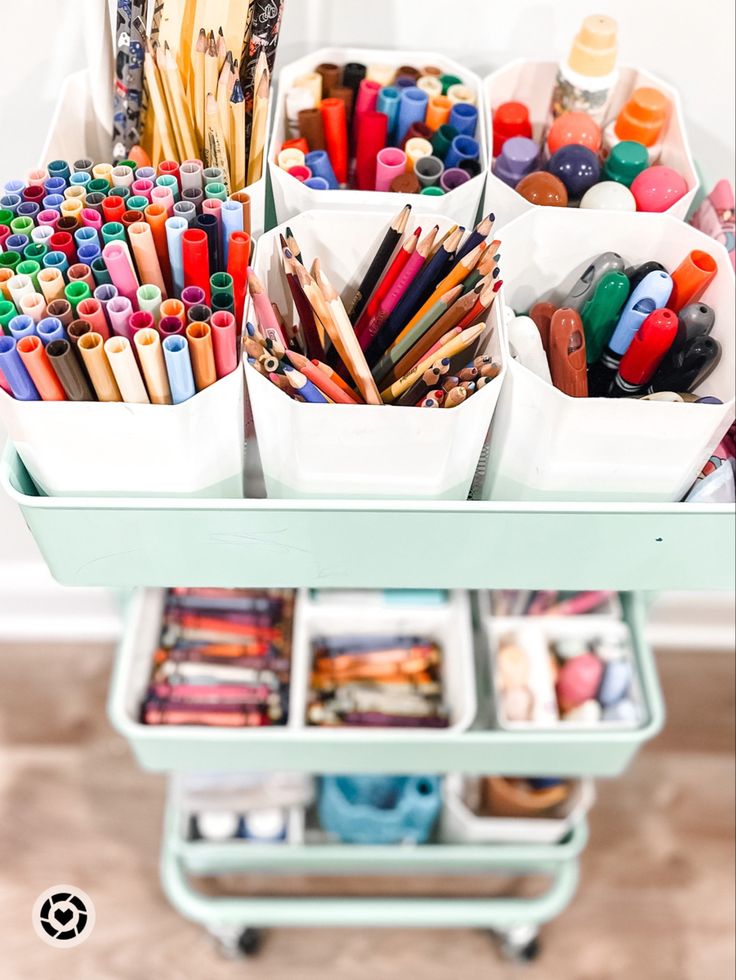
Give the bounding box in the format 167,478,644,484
0,643,732,980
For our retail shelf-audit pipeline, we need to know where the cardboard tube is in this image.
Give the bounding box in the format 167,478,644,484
182,229,210,302
426,96,452,130
106,296,134,341
227,231,250,326
134,327,172,404
320,98,348,185
67,263,95,291
405,137,433,173
76,297,110,340
105,335,150,403
186,321,217,390
143,203,173,294
229,191,251,239
315,62,340,97
17,335,65,400
355,111,388,190
162,334,196,403
67,319,92,347
160,298,186,326
159,315,186,338
128,221,168,297
78,331,122,401
417,75,443,98
47,298,73,329
298,108,326,151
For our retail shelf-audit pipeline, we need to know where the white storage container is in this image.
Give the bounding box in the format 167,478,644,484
482,60,699,228
290,589,477,736
439,775,595,845
485,612,647,731
246,209,505,499
269,47,488,228
483,208,735,502
0,366,244,497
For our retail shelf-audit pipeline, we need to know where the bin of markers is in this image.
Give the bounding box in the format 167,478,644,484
0,156,248,497
483,59,698,229
482,208,735,502
318,776,442,845
268,47,488,228
244,209,505,500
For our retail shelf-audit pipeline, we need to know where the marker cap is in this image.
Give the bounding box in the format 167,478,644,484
617,308,678,386
614,87,669,146
566,14,618,77
602,140,649,186
492,101,532,155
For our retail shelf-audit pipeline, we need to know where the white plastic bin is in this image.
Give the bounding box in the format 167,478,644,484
290,589,477,735
245,209,505,499
483,208,735,502
269,47,488,228
482,60,699,228
108,589,298,771
439,775,595,845
485,613,647,731
0,367,244,497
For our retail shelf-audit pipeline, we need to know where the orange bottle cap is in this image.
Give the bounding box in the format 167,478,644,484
567,14,618,77
614,87,669,146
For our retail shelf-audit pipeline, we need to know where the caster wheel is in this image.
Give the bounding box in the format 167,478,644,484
237,928,264,958
209,925,265,959
488,925,541,963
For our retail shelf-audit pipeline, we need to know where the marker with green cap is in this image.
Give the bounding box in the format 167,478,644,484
439,74,462,95
64,280,91,315
101,222,126,245
603,140,649,186
16,260,41,292
421,186,444,196
0,209,13,228
0,252,22,273
91,256,111,286
580,271,630,363
0,300,16,334
431,124,458,160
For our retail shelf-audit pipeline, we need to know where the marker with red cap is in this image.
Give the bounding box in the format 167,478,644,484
609,308,678,397
492,102,532,156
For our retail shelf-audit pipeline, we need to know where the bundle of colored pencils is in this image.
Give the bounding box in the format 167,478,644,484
142,588,294,727
134,0,281,190
245,206,503,408
308,634,449,728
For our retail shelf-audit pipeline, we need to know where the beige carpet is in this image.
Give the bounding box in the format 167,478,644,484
0,643,732,980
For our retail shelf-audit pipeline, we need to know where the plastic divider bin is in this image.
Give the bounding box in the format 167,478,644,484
0,366,245,497
289,589,477,734
483,209,735,502
439,775,595,845
107,589,297,771
245,209,505,499
269,47,488,228
482,60,699,228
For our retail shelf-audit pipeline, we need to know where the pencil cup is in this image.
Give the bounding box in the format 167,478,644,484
483,208,735,502
269,47,488,227
245,209,506,500
483,60,699,228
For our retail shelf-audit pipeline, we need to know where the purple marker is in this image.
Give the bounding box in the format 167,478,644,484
493,136,541,187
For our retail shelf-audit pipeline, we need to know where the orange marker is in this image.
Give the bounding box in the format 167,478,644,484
16,335,66,400
549,309,588,397
667,249,717,313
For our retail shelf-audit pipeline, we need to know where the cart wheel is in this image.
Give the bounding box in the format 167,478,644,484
209,925,265,959
488,924,541,962
237,928,264,958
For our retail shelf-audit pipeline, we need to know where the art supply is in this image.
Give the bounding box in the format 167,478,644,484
246,209,500,411
141,588,294,728
550,14,619,124
277,60,480,194
516,245,723,405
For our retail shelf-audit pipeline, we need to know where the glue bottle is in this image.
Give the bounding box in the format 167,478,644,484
551,14,619,126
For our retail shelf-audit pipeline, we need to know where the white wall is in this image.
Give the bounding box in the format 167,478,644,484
0,0,733,638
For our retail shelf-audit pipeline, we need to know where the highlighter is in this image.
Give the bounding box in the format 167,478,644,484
610,308,678,396
587,270,673,396
561,251,625,311
580,271,630,363
549,308,588,397
648,335,722,394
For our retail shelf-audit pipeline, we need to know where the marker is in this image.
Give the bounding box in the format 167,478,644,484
625,260,666,291
588,270,673,396
561,251,625,311
673,302,715,356
549,308,588,397
610,308,678,396
528,301,556,352
580,271,630,363
648,335,722,394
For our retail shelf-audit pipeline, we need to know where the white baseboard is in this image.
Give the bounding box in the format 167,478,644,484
0,563,732,651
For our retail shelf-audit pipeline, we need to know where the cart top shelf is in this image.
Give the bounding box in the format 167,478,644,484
4,445,733,590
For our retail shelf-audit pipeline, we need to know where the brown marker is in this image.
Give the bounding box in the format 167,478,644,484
529,301,557,353
549,308,588,398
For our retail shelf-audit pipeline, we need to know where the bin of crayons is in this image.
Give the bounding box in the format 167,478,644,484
0,156,248,496
244,208,505,499
489,590,622,621
488,614,646,730
290,590,476,734
482,208,735,502
138,588,294,728
317,775,442,844
483,58,697,228
439,774,594,844
269,47,488,227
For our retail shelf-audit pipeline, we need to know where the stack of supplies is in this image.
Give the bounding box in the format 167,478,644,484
141,588,294,727
307,634,449,728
